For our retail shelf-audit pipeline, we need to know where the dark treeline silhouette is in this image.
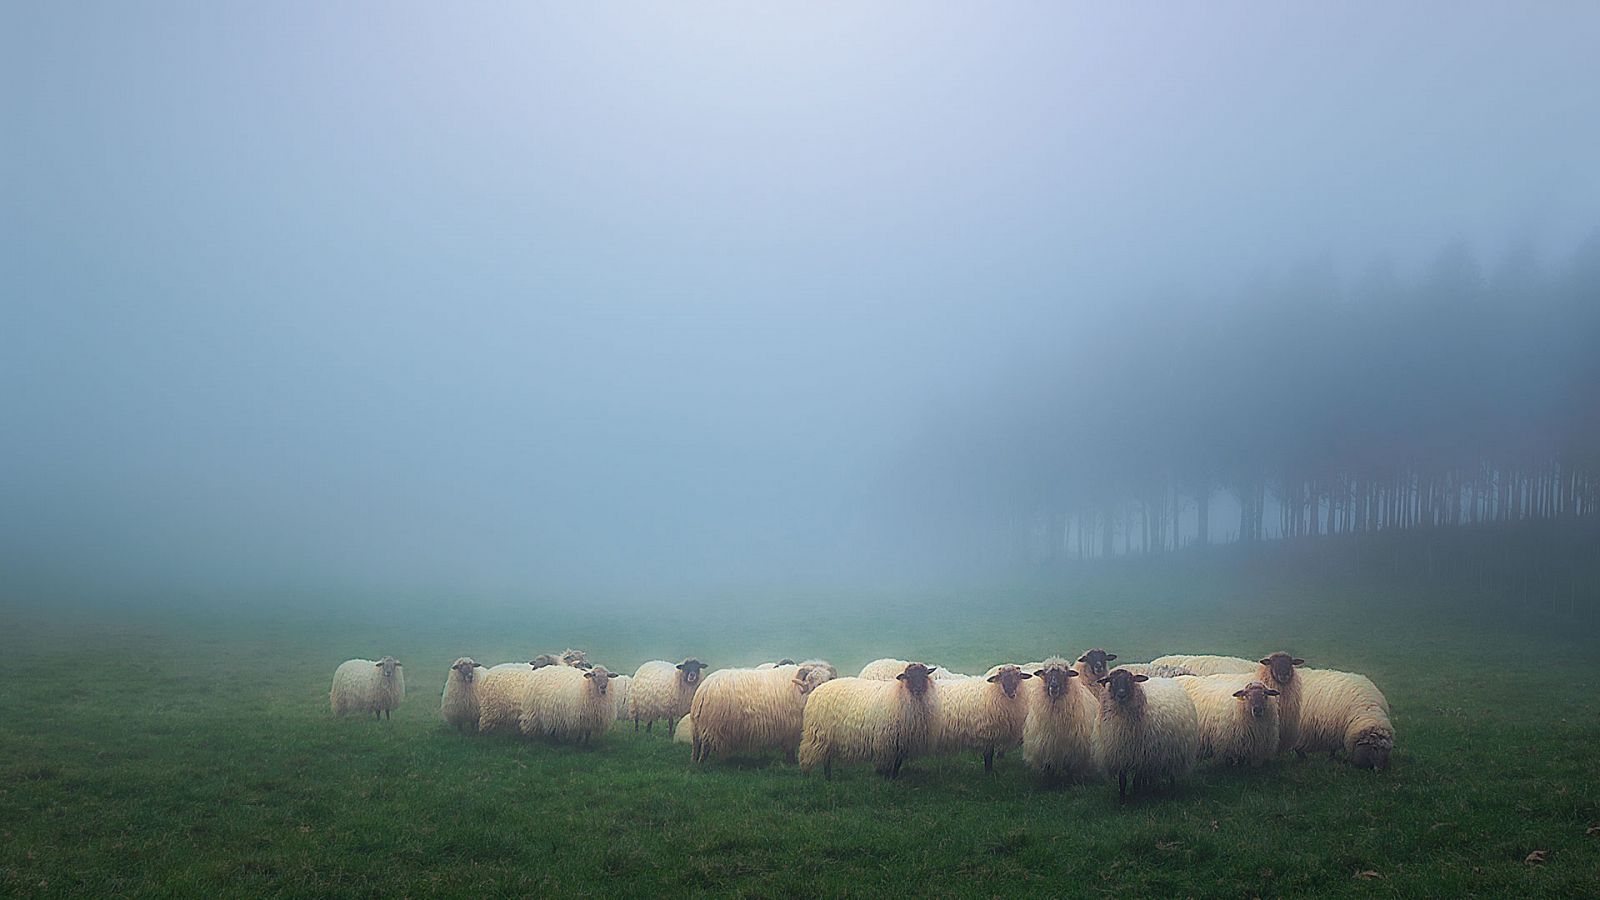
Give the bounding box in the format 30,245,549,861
911,232,1600,568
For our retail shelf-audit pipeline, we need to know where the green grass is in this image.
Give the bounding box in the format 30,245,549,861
3,569,1599,897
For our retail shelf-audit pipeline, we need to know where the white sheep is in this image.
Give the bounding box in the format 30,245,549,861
611,674,632,721
330,657,405,719
1093,668,1199,801
1020,657,1099,781
627,658,708,734
934,665,1032,772
672,712,695,744
1179,675,1280,766
1293,668,1394,770
1151,651,1305,752
690,663,837,764
476,663,538,735
1147,654,1257,676
517,664,618,743
439,657,485,732
1073,648,1119,695
858,658,959,681
799,662,942,779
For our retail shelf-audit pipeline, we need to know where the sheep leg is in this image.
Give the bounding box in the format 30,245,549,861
1118,772,1128,802
983,748,995,773
668,717,677,737
633,716,640,732
1294,748,1306,760
784,747,797,765
890,756,903,779
823,757,832,780
646,720,653,734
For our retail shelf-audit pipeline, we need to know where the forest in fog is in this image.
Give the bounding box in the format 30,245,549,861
919,234,1600,565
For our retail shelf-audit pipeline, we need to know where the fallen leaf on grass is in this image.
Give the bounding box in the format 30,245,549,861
1586,824,1599,836
1155,841,1181,851
1429,821,1455,830
1525,850,1548,865
1353,870,1382,880
1210,820,1219,831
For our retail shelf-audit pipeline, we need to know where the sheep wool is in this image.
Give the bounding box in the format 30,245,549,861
1293,668,1394,770
672,713,695,744
1147,654,1257,676
859,659,959,681
799,663,942,778
476,663,539,735
1118,663,1197,679
627,658,708,734
611,674,633,721
1094,669,1199,800
1179,675,1280,766
330,657,405,719
440,657,485,732
935,666,1032,772
518,665,618,743
689,663,837,763
1021,657,1099,780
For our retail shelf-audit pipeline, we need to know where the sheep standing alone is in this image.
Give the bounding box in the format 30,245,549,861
330,657,405,719
1293,669,1394,769
1021,657,1099,781
1179,675,1280,766
476,663,539,734
689,663,836,763
935,665,1032,772
799,662,942,779
518,665,618,743
628,658,708,734
440,657,485,732
1094,668,1199,800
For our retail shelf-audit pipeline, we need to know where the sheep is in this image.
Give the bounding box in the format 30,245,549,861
1178,675,1280,766
1020,657,1099,781
935,665,1033,772
799,659,839,680
1119,663,1197,678
330,657,405,719
627,658,708,734
799,662,942,779
1093,668,1199,801
440,657,486,732
517,664,618,743
1293,669,1394,770
611,674,632,720
559,648,592,669
689,663,837,764
476,663,539,734
672,713,695,744
530,654,562,669
858,658,959,681
1147,654,1257,676
984,662,1045,678
1073,649,1119,695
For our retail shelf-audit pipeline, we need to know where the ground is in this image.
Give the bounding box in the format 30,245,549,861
3,566,1598,896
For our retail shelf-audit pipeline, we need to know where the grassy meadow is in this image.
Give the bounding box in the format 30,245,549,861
3,564,1599,897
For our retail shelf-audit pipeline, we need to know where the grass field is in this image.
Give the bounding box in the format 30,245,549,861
4,566,1599,896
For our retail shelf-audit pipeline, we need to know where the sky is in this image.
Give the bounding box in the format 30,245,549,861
3,2,1598,604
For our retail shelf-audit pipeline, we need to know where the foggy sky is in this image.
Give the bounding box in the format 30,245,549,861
4,2,1598,603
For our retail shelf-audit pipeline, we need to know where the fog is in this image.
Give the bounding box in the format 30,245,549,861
4,3,1598,608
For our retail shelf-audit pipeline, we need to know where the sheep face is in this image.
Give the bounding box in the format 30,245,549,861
1098,668,1147,704
676,659,707,685
530,654,561,669
1033,664,1079,700
560,649,591,668
1231,680,1279,718
792,665,833,695
895,662,936,696
986,664,1033,699
451,658,481,684
1077,649,1117,681
1351,728,1393,770
1258,652,1305,685
375,657,401,679
584,666,620,695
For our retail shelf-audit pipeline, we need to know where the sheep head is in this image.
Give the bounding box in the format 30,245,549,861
451,657,482,683
1258,652,1304,686
1350,726,1393,770
560,649,591,668
583,665,620,694
792,664,834,695
895,662,936,697
676,659,707,685
375,656,401,679
1077,648,1117,681
529,654,561,669
1097,668,1147,704
986,664,1033,699
1232,680,1279,718
1032,658,1080,700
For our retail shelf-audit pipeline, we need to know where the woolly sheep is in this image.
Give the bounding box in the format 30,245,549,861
1093,668,1199,801
476,663,538,734
330,657,405,719
1179,675,1280,766
611,674,632,720
1073,649,1119,695
517,664,618,743
672,712,695,744
1147,654,1257,676
799,662,942,779
1021,657,1099,781
690,663,837,763
530,654,562,669
440,657,485,732
1151,652,1305,751
858,658,959,681
935,665,1033,772
628,658,708,734
1293,668,1394,770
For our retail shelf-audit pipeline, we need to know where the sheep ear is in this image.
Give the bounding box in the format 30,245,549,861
1077,655,1088,663
584,671,595,678
986,674,1000,683
1292,658,1305,666
1018,671,1033,679
607,672,619,678
1064,669,1079,677
1105,654,1117,661
1259,658,1272,666
675,663,684,670
474,662,485,668
1232,689,1247,698
895,673,907,680
1032,669,1046,678
1133,674,1149,682
374,662,383,667
1096,676,1110,685
1266,689,1280,696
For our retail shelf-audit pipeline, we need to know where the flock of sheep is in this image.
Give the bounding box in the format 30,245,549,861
330,647,1393,799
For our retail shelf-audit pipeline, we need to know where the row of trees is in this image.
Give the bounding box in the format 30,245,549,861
915,232,1600,565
